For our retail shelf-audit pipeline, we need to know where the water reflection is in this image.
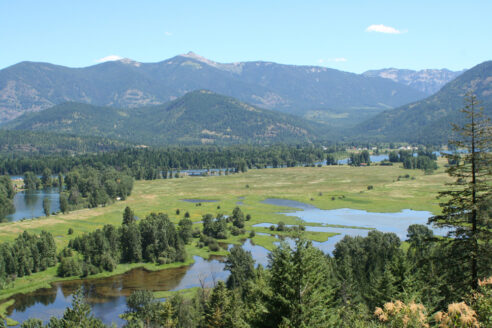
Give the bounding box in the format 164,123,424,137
7,188,60,222
6,241,269,327
261,198,448,240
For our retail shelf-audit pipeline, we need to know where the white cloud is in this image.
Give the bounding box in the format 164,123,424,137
366,24,403,34
318,57,347,64
165,31,172,36
95,55,123,63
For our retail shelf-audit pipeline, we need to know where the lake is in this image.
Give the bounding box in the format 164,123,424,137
6,188,60,222
261,198,448,240
4,198,448,326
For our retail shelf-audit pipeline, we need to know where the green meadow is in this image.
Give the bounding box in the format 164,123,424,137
0,159,452,314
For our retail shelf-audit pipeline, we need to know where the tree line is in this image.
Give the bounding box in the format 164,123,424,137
0,176,15,222
58,211,187,278
0,231,57,289
0,145,327,179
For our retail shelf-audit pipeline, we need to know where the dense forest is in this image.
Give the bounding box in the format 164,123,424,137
10,225,492,328
0,130,131,155
0,231,57,289
0,176,15,221
59,212,186,278
0,145,328,178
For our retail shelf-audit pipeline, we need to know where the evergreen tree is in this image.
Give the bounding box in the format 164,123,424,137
266,235,335,328
41,168,52,188
59,194,69,214
429,92,492,291
122,206,136,225
43,197,51,216
225,245,255,290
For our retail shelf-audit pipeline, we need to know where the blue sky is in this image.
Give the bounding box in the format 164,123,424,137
1,0,490,73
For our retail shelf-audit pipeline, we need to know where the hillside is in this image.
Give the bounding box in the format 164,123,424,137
0,130,132,154
356,61,492,144
362,68,464,94
4,90,327,145
0,52,426,127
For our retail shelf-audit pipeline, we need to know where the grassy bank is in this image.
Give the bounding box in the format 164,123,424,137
0,161,451,317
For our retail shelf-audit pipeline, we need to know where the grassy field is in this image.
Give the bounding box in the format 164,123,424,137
0,159,452,312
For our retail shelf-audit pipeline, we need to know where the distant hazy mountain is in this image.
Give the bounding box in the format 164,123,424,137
362,68,464,94
356,61,492,143
4,90,327,145
0,52,426,126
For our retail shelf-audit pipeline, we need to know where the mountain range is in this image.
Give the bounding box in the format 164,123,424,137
357,61,492,143
4,90,326,145
0,52,427,127
362,68,464,94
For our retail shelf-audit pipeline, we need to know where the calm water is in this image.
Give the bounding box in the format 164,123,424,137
7,188,60,222
181,199,218,203
5,240,267,327
5,197,448,326
261,198,449,240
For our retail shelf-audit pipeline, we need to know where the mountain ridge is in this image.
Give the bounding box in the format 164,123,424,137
356,61,492,144
0,53,427,126
362,67,465,94
3,90,328,145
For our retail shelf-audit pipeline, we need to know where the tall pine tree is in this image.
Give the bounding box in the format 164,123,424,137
429,92,492,291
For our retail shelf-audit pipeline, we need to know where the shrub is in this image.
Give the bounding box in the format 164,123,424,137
367,185,374,190
374,300,429,328
68,228,74,235
208,241,220,252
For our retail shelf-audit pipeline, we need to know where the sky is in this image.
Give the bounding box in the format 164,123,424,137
1,0,491,73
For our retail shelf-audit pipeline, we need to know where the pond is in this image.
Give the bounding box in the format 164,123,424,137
261,198,449,240
5,197,448,326
5,240,267,327
336,154,389,165
181,199,219,203
6,188,60,222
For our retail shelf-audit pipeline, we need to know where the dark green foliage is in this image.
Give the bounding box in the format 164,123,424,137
0,231,57,282
5,92,326,145
326,154,337,165
41,168,52,188
59,194,69,214
46,288,107,327
57,257,81,278
43,197,51,216
123,290,175,327
19,318,44,328
178,218,193,244
23,171,40,190
202,214,228,239
139,213,185,263
63,166,133,211
349,150,371,166
231,207,245,229
66,212,186,277
333,230,403,310
225,245,255,290
265,236,335,327
0,144,327,179
0,130,130,155
402,155,438,171
429,93,492,292
120,223,142,264
0,175,15,221
122,206,136,225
